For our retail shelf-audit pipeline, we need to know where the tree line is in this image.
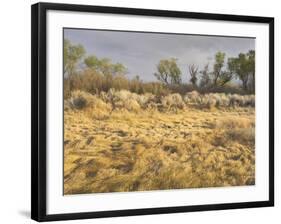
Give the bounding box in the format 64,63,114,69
154,51,255,92
64,38,255,97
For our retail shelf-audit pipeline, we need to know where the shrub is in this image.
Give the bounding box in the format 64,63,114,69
218,93,230,107
244,95,255,107
161,93,185,110
124,99,141,112
226,127,255,146
183,91,200,104
67,90,112,113
66,89,255,113
206,95,217,109
136,93,151,108
114,89,132,102
68,90,93,109
214,117,255,129
229,94,242,107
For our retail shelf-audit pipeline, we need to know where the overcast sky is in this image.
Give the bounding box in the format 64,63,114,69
64,28,255,82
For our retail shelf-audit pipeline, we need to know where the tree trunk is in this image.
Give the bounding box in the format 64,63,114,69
252,71,255,92
242,79,248,91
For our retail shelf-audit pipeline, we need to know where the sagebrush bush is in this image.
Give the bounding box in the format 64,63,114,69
214,117,255,129
161,93,185,110
226,127,255,146
184,91,200,104
124,99,141,112
67,90,111,112
68,90,93,109
66,89,255,113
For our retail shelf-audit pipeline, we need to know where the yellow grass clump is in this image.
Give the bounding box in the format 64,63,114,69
64,90,255,194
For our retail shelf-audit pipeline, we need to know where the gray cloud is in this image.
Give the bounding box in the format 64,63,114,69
64,28,255,82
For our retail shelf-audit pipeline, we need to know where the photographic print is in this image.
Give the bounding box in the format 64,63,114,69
63,28,256,195
32,3,274,221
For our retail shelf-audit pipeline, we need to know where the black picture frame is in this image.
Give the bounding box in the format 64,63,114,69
31,2,274,222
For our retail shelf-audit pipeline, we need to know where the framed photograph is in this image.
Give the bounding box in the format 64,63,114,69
31,2,274,222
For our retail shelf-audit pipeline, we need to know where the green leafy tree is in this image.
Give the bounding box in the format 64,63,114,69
228,50,255,91
64,39,85,76
98,58,112,75
199,64,211,89
212,51,226,86
208,51,234,88
218,60,235,87
154,58,182,85
248,50,255,92
84,56,127,76
112,63,127,76
228,54,248,90
84,55,100,70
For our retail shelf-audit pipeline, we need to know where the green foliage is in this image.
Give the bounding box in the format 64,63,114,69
84,55,127,76
154,58,182,85
218,71,233,87
113,63,127,76
64,39,85,76
228,50,255,91
63,39,255,96
199,64,211,89
84,55,100,70
213,51,225,85
212,51,232,87
247,50,255,92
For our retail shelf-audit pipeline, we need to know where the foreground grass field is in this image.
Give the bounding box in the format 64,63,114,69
64,91,255,194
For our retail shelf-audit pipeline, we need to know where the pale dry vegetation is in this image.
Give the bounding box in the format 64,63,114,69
64,90,255,194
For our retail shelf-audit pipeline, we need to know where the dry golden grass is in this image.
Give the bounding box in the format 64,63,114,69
64,96,255,195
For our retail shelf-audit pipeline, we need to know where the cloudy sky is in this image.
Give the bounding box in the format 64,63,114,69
64,28,255,82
